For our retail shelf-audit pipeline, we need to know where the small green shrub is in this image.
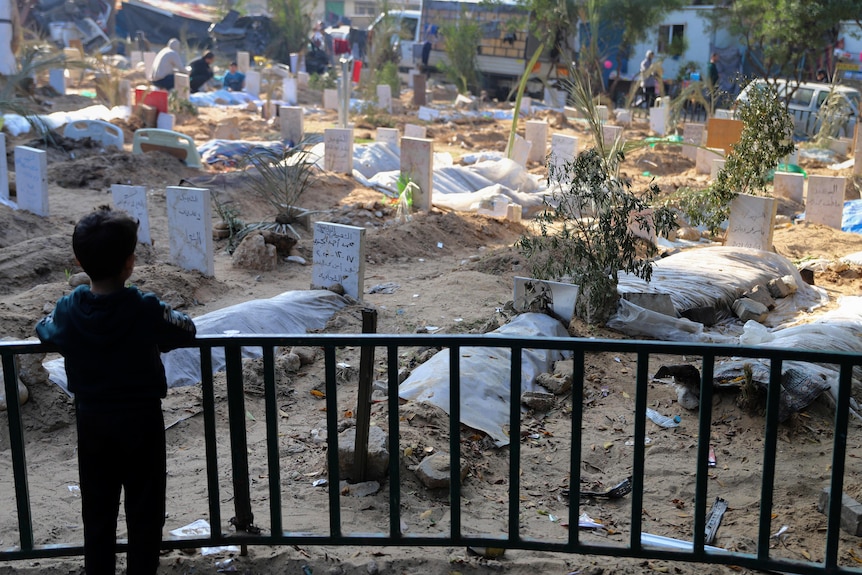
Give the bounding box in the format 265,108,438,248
440,9,482,94
309,71,337,91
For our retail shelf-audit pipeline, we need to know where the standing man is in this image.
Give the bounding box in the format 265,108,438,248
150,38,184,90
707,52,720,107
188,51,215,93
640,49,658,108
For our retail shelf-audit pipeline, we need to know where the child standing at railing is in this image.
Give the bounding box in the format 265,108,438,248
35,206,197,575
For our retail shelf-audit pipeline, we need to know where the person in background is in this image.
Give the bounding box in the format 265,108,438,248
150,38,184,90
639,49,658,108
223,61,246,91
816,68,830,83
188,51,215,93
708,52,719,89
36,206,197,575
0,0,22,78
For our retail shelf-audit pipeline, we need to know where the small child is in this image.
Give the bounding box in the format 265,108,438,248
223,61,246,92
36,206,197,575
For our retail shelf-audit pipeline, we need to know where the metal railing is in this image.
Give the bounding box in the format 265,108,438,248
1,334,861,574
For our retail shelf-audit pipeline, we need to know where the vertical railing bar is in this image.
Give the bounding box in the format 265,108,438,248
449,345,462,542
224,344,254,532
199,346,222,535
568,348,585,549
630,350,649,552
262,344,282,536
692,354,715,554
824,361,853,569
756,357,783,560
508,345,523,546
387,343,402,540
323,345,342,538
2,351,33,551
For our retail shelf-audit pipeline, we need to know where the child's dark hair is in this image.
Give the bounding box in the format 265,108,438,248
230,61,237,67
72,206,139,281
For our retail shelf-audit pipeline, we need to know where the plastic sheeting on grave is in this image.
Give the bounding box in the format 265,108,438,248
189,89,260,107
611,246,827,334
198,139,286,166
2,104,131,136
842,200,862,234
43,290,348,395
398,313,570,447
712,296,862,420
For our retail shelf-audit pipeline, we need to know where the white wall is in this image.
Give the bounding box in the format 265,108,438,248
627,6,717,82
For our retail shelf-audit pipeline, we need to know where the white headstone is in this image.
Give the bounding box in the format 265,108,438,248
404,124,427,139
245,70,261,97
297,71,310,87
111,184,152,245
696,147,724,175
806,175,845,229
714,109,735,120
237,51,250,73
175,73,190,101
602,124,623,148
130,50,143,69
324,128,354,174
417,106,440,121
401,137,433,212
615,109,632,126
477,196,510,218
549,134,578,182
49,69,66,95
649,106,667,136
118,79,132,106
376,127,399,148
166,186,214,276
773,172,805,204
509,135,531,167
323,88,339,110
282,77,298,106
376,84,392,114
596,105,609,122
280,106,304,145
13,146,49,216
682,123,705,161
519,97,532,116
290,53,299,74
156,113,175,130
143,51,156,80
513,277,579,322
725,194,777,251
0,135,7,204
312,222,366,299
525,120,548,164
710,158,726,181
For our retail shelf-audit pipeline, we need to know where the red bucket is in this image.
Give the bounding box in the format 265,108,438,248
352,60,362,83
134,88,169,114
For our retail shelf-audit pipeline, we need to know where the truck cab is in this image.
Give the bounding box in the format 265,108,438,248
367,10,421,74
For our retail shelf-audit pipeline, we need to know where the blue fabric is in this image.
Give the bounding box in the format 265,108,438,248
197,139,286,167
842,199,862,234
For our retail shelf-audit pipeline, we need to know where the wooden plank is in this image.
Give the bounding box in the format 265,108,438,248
705,118,744,154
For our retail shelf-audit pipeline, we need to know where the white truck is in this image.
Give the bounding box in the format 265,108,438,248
370,0,564,100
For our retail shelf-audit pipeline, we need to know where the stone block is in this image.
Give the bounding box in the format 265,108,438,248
535,371,572,395
338,425,390,482
732,298,768,323
818,487,862,536
622,292,677,317
743,284,776,310
414,452,469,489
232,232,278,271
522,390,555,411
767,275,797,299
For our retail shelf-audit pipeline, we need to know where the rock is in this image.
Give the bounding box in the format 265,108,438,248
414,451,469,489
522,390,555,411
278,352,301,372
232,232,277,271
338,480,380,497
732,298,769,323
290,346,317,366
260,230,297,257
743,284,776,310
677,386,700,410
536,371,571,395
768,275,798,299
0,359,29,411
799,268,815,285
338,425,389,482
68,272,90,287
675,225,702,241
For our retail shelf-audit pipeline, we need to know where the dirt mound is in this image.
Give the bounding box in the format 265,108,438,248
0,234,77,295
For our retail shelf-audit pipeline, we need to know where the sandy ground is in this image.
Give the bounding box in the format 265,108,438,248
1,66,862,575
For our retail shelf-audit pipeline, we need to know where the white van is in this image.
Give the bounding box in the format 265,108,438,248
736,79,860,138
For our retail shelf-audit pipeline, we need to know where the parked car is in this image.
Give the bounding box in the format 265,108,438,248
736,79,860,139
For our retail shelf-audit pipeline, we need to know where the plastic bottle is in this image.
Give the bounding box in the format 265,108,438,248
646,407,679,428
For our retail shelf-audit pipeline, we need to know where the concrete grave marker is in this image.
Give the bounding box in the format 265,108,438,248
615,109,632,126
297,71,309,87
710,158,726,181
773,172,805,204
525,120,548,163
324,128,354,174
312,222,366,299
519,97,532,116
119,79,132,106
376,84,392,113
13,146,49,216
290,53,299,74
143,51,156,80
175,73,190,101
417,106,440,121
549,134,578,182
49,69,66,95
166,186,214,276
0,135,7,204
596,105,609,122
130,50,143,69
477,196,509,218
412,73,426,106
706,118,744,154
682,123,705,161
602,124,623,148
513,277,579,322
282,77,298,105
376,127,399,147
111,184,152,245
245,70,260,97
508,135,531,167
237,51,250,73
323,88,339,110
696,147,724,175
649,106,667,136
401,137,433,212
280,106,303,145
725,194,777,251
806,175,845,229
404,124,426,139
156,113,175,130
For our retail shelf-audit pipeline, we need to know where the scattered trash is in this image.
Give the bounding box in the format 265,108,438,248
367,282,400,294
772,525,789,539
67,485,80,495
646,407,679,428
624,437,652,446
302,565,313,575
437,242,444,249
565,476,633,499
312,478,328,487
708,445,717,467
468,546,506,558
578,511,604,529
704,497,728,544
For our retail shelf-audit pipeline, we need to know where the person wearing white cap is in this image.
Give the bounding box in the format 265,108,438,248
639,49,658,107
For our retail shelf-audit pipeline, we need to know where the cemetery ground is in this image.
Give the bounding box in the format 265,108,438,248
2,82,862,575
